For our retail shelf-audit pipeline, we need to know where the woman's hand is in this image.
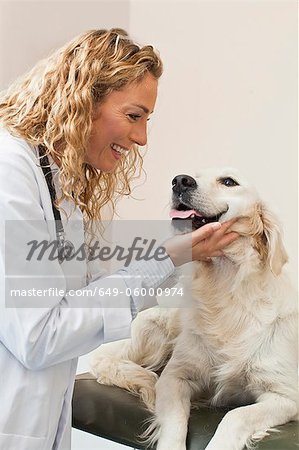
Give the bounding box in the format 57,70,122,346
163,219,239,267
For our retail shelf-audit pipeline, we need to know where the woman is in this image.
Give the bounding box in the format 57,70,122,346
0,28,238,449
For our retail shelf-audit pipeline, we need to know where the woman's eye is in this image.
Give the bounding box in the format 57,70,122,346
128,114,141,121
219,177,240,187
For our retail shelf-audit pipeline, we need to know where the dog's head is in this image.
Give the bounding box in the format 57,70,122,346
170,168,288,275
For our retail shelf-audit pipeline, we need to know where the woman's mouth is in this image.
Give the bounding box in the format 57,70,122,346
111,143,128,160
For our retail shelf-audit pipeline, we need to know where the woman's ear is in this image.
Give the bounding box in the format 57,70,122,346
251,203,288,276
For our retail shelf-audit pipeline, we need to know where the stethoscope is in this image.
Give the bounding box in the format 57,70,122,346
38,145,76,264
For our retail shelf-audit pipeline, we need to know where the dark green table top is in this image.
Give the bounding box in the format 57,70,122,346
72,374,298,449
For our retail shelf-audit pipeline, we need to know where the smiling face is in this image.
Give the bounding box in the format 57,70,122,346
85,72,158,172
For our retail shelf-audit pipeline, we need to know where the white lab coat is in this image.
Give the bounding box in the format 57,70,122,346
0,128,174,449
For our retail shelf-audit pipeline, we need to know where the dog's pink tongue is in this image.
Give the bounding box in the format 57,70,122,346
169,209,202,219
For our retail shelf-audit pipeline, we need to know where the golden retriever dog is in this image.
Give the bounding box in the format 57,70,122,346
90,168,298,450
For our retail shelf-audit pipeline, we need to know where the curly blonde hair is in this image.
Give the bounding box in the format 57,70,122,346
0,28,163,221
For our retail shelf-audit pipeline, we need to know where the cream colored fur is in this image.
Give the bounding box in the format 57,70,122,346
90,168,298,450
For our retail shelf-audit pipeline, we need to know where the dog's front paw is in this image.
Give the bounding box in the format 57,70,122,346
205,420,245,450
205,439,235,450
157,442,186,450
95,373,113,385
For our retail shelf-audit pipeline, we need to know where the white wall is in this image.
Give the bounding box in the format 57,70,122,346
0,0,130,88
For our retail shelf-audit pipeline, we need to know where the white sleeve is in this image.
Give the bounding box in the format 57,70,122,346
118,257,178,317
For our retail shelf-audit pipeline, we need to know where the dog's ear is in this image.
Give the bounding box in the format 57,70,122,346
251,203,288,276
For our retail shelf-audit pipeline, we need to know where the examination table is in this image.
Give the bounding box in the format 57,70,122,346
72,373,298,449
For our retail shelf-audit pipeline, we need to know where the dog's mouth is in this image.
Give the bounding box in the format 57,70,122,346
170,204,226,230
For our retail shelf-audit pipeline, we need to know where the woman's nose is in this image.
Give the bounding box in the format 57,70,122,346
130,122,147,147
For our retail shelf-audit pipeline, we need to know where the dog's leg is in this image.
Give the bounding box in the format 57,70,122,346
205,392,298,450
146,366,194,450
156,375,192,450
143,328,212,450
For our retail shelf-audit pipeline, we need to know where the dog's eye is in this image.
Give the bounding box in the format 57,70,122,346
219,177,239,187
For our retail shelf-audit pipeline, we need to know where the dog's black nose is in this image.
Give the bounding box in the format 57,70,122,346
172,175,197,194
